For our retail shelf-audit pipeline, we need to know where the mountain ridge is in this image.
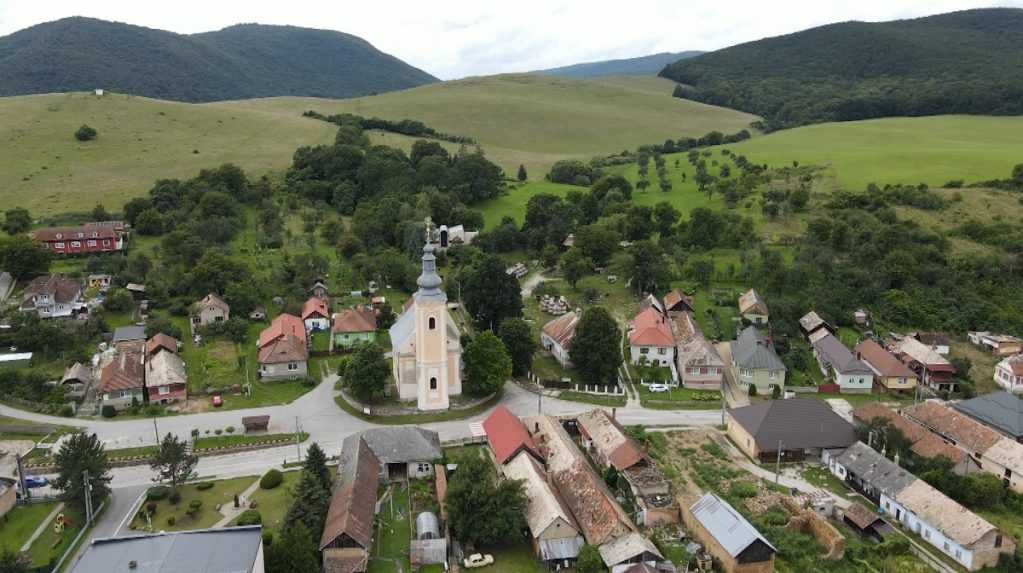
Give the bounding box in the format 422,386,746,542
531,50,702,78
0,17,438,102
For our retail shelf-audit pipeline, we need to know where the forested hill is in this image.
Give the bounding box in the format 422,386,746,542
0,18,438,102
532,51,702,78
659,8,1023,131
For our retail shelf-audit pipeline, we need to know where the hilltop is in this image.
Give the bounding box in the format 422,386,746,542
0,17,437,102
660,8,1023,130
532,50,702,78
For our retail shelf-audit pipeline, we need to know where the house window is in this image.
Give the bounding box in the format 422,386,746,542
288,362,298,371
996,534,1003,548
640,348,649,354
943,542,950,552
417,463,431,473
103,240,110,246
91,232,98,238
955,550,961,560
87,240,96,247
658,347,666,355
55,242,65,249
71,241,81,248
769,371,777,379
76,232,84,238
158,386,169,395
429,317,436,330
429,377,437,390
924,530,930,540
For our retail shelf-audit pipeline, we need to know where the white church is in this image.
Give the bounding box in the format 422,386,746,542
389,240,463,410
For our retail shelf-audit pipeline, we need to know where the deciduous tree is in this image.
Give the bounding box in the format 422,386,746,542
445,450,526,546
2,208,32,235
569,307,622,383
498,318,536,377
464,331,512,396
461,253,522,330
342,342,390,402
0,235,50,279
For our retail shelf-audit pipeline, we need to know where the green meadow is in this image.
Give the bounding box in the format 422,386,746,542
0,91,336,215
727,115,1023,191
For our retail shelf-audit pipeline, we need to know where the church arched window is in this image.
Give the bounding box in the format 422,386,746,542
429,377,438,390
429,317,436,330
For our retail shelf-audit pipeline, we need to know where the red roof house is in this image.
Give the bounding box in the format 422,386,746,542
31,225,122,254
258,314,306,349
628,306,675,368
483,405,543,465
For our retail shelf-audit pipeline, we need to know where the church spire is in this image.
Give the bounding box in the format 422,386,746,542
416,218,445,301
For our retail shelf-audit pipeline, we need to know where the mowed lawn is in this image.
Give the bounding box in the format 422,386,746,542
727,115,1023,190
225,74,758,179
0,91,335,214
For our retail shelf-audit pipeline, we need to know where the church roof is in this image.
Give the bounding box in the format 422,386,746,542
415,243,445,302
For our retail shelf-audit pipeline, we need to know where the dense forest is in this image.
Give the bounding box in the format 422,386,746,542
660,8,1023,130
0,18,437,101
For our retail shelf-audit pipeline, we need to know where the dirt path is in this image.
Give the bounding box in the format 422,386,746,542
213,476,261,527
520,270,554,297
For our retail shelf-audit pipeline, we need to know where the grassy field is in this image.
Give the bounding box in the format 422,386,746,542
130,476,255,532
726,115,1023,191
0,501,58,555
0,91,336,214
225,74,758,179
367,484,411,573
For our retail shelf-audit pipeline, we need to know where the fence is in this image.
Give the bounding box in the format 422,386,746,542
572,383,623,395
526,371,571,389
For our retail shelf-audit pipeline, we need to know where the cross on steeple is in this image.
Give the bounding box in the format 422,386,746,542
424,216,434,246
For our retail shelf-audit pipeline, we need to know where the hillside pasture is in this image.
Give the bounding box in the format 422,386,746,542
227,74,759,178
0,91,336,214
726,115,1023,191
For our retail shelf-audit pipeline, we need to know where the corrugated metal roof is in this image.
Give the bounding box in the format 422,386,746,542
538,536,585,561
813,333,873,375
689,493,775,558
69,527,263,573
832,442,916,496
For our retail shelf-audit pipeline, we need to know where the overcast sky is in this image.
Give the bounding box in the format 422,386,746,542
1,1,1019,79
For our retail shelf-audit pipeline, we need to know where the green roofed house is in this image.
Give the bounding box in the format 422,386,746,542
331,306,377,351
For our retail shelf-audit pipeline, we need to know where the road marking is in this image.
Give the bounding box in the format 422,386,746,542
115,490,148,536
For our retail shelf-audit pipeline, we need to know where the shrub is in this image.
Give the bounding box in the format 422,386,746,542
147,486,170,501
196,482,215,491
236,509,262,526
101,405,117,418
59,405,74,417
145,502,158,515
191,429,200,438
262,532,274,546
189,500,202,511
74,124,97,142
225,426,235,434
169,490,181,505
166,516,176,526
214,429,223,436
729,481,758,499
260,469,283,490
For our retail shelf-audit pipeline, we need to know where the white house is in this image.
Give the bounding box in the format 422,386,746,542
811,333,874,394
301,297,330,331
994,354,1023,393
628,307,674,370
541,311,580,369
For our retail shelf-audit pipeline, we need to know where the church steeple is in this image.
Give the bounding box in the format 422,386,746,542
416,218,446,302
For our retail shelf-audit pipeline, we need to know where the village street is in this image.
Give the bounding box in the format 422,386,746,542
0,378,721,486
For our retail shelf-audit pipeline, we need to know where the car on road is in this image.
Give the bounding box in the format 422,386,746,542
463,554,494,568
23,475,48,488
648,383,670,393
211,395,223,407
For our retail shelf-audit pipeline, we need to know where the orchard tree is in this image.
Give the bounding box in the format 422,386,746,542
560,248,593,289
446,450,527,546
461,253,523,330
569,307,622,383
498,318,536,376
517,164,528,181
464,331,512,396
0,235,50,279
2,208,32,235
342,342,390,402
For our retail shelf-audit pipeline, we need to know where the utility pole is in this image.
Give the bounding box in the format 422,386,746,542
152,418,160,445
775,440,783,484
537,386,542,415
83,470,93,525
294,416,302,463
15,455,28,500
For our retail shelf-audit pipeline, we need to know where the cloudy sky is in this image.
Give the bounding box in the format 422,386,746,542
0,0,1019,79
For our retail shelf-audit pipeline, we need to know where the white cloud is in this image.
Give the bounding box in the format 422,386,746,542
1,0,1019,79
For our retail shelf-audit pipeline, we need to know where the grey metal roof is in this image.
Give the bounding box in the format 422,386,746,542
112,325,147,343
388,309,416,352
415,244,446,302
728,398,858,452
953,392,1023,439
730,326,786,372
832,442,916,496
689,493,775,558
813,333,873,375
70,527,263,573
539,536,585,561
357,427,442,464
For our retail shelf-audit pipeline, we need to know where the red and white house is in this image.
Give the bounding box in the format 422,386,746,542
31,225,123,254
628,307,675,369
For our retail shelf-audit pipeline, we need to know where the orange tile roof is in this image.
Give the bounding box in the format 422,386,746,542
855,339,917,379
332,307,377,333
258,335,308,364
97,349,145,392
145,333,179,357
302,297,330,321
483,405,541,465
258,313,306,348
903,401,1002,453
629,307,674,347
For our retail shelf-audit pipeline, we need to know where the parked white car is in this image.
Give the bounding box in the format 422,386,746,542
648,383,670,393
463,553,494,568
